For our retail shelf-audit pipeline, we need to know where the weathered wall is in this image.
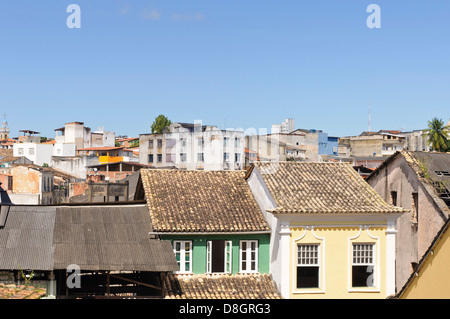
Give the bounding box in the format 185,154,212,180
367,155,446,292
350,138,382,157
11,166,40,194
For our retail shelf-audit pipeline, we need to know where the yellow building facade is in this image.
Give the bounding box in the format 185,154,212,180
288,223,390,299
246,162,406,299
397,220,450,299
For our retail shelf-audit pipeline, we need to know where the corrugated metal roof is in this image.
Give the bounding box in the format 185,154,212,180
53,204,178,272
0,206,56,271
0,203,178,273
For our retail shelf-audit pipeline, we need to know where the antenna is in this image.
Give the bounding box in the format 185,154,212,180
368,98,371,132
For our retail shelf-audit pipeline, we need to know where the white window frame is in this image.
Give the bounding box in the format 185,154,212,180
296,244,321,289
239,240,258,273
351,243,376,289
206,240,232,274
173,240,193,274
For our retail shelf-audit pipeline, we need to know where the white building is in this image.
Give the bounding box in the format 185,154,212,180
402,130,431,152
139,122,245,170
13,142,53,166
54,122,115,150
271,118,295,134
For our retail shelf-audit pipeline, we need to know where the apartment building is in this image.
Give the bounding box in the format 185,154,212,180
339,130,407,158
139,122,245,170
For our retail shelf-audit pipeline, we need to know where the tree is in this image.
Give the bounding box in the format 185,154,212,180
151,115,172,134
423,117,449,152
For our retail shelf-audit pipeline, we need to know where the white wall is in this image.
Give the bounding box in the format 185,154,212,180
9,193,40,205
52,156,99,179
246,167,283,293
53,143,76,157
13,143,53,166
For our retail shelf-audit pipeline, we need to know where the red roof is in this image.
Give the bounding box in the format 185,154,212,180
77,146,124,151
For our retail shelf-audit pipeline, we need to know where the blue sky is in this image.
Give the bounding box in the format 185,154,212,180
0,1,449,139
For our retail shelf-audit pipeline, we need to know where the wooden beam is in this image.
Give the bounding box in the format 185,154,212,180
108,273,162,291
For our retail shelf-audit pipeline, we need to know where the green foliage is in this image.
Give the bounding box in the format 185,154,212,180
151,115,172,134
129,139,139,148
18,267,34,288
423,117,449,152
417,158,431,180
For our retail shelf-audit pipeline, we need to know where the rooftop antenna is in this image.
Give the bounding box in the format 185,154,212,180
368,98,371,132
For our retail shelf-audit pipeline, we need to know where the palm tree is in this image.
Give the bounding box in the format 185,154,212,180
423,117,449,152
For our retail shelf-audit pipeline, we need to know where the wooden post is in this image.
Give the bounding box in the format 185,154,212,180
65,271,69,299
106,271,110,297
160,272,167,298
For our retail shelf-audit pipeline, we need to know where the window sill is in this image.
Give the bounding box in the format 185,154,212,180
348,288,380,293
292,288,325,294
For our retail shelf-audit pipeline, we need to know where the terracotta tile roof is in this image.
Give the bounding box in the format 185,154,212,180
0,284,47,299
140,169,270,233
77,146,124,151
164,273,282,299
249,162,406,215
0,149,13,157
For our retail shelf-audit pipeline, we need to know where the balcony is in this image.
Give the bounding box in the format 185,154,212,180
99,156,124,164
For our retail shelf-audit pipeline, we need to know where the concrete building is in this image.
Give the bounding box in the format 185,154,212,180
366,151,450,293
245,135,287,164
54,122,115,150
339,130,407,158
402,129,431,152
139,122,245,171
86,161,151,183
0,164,54,205
256,129,337,162
13,142,53,166
272,118,295,134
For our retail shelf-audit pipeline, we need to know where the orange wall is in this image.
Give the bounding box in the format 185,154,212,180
11,166,40,194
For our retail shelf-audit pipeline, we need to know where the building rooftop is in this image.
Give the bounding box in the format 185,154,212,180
0,203,178,273
164,273,282,299
139,169,270,233
247,161,407,215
